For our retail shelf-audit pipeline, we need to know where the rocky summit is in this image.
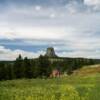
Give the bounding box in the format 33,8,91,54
45,47,57,57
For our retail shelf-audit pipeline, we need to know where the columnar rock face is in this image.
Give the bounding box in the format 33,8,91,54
45,47,57,57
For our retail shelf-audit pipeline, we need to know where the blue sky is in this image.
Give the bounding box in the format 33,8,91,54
0,0,100,60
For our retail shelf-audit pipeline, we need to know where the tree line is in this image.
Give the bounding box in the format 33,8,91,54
0,54,100,80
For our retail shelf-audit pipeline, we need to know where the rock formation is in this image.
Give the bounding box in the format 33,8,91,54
45,47,57,57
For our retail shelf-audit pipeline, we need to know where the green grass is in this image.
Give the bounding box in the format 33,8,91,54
0,74,100,100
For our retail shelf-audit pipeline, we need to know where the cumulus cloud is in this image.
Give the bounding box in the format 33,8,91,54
0,27,66,40
35,5,41,11
84,0,100,6
0,46,45,60
84,0,100,11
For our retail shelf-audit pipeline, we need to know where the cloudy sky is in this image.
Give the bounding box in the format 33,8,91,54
0,0,100,60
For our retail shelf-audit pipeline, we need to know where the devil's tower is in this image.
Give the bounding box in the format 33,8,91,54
45,47,57,57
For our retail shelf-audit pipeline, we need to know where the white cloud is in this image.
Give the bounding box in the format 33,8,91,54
0,27,66,40
35,5,41,11
65,1,80,14
84,0,100,11
0,46,45,60
58,50,100,59
84,0,100,6
50,13,56,18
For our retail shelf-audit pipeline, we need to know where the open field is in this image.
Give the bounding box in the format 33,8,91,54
0,72,100,100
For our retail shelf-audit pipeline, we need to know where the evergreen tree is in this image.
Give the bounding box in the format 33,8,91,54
13,54,24,78
23,57,33,78
37,55,51,78
7,64,15,80
0,62,5,80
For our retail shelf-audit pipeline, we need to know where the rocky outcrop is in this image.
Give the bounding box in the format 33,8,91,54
45,47,57,57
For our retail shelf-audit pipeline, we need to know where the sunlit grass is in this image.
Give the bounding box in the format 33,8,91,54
0,74,100,100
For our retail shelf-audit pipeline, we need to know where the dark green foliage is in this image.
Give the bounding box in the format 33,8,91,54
23,57,33,78
0,54,51,80
36,55,51,78
0,54,100,80
0,62,6,80
13,54,24,78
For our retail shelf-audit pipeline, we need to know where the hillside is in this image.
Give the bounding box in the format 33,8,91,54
73,64,100,76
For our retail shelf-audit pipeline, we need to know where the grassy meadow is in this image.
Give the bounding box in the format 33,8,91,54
0,72,100,100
